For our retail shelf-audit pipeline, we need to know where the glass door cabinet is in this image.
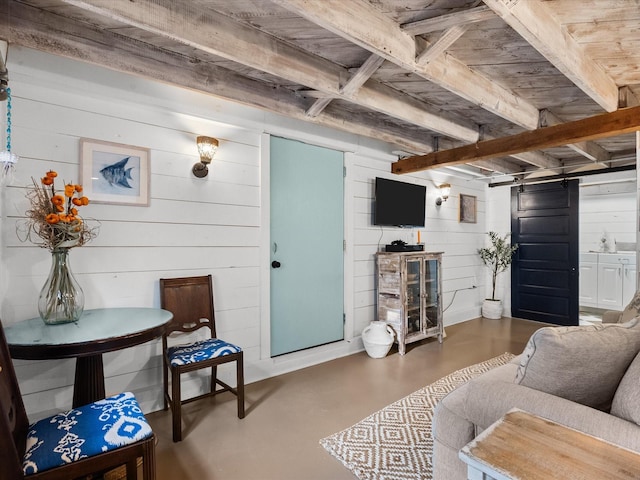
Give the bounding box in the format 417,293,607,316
376,251,443,355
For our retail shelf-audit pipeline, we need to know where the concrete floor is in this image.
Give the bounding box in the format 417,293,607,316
146,317,544,480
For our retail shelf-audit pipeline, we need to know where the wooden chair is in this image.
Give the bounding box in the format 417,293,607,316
0,319,156,480
160,275,245,442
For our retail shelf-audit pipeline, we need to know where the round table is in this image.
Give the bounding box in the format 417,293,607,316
5,307,173,407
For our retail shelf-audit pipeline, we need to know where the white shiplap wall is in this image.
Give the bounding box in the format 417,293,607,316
1,47,487,420
579,171,637,253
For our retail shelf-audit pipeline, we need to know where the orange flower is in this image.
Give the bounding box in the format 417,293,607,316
21,171,98,251
45,213,59,224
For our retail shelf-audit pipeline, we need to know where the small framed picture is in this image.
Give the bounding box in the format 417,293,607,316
80,138,150,206
459,194,477,223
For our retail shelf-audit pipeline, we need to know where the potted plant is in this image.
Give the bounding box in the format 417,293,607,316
478,231,518,319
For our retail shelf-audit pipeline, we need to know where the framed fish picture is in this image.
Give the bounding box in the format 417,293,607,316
80,138,150,206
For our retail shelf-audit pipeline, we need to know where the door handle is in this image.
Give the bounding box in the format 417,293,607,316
272,261,281,269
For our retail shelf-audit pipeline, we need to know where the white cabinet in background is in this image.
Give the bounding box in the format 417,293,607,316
597,261,624,309
623,262,637,307
580,253,636,311
579,253,598,307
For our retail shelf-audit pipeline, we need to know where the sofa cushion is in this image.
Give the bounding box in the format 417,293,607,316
611,351,640,425
515,319,640,411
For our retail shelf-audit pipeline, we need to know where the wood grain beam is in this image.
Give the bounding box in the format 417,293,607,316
308,53,385,117
401,5,495,35
509,151,562,171
472,158,523,175
416,25,469,66
274,0,541,130
61,0,480,142
483,0,619,112
620,86,640,108
305,97,332,118
2,1,437,155
341,53,386,97
392,106,640,174
540,109,611,163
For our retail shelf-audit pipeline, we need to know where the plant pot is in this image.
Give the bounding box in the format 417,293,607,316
482,299,503,319
362,321,395,358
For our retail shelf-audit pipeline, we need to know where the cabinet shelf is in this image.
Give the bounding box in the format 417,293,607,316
376,251,444,355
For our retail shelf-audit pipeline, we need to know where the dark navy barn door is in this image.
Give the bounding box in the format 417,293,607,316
511,180,579,326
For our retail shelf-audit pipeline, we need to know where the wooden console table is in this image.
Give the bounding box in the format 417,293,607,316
459,409,640,480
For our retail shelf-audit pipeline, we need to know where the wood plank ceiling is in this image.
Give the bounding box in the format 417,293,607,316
2,0,640,183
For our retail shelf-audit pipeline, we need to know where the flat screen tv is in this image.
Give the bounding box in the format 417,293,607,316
374,177,426,227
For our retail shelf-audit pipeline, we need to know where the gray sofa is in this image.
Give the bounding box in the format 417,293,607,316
432,318,640,479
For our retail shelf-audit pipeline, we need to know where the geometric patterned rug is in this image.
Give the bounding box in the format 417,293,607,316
320,352,516,480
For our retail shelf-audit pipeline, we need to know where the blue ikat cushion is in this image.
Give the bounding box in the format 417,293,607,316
22,391,152,475
168,338,242,367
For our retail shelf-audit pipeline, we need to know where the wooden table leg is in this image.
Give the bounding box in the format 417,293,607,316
73,354,105,407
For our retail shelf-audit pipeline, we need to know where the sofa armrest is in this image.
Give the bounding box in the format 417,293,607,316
464,379,640,453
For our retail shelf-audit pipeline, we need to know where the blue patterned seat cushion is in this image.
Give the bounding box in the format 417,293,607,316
168,338,242,367
23,392,152,475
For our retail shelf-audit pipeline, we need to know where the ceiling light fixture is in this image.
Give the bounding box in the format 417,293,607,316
193,135,219,178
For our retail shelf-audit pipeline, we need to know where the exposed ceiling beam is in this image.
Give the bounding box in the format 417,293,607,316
305,97,332,118
472,158,522,175
61,0,480,143
416,25,469,66
483,0,619,112
540,109,611,164
307,53,384,117
272,0,564,174
509,151,563,171
340,53,386,97
392,105,640,174
2,1,437,155
273,0,541,130
620,86,640,108
400,5,496,35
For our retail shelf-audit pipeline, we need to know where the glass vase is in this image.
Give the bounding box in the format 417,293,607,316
38,248,85,325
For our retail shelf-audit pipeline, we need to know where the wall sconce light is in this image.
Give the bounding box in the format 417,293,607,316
192,135,219,178
435,183,451,206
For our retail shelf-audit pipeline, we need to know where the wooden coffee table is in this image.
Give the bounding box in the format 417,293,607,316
459,409,640,480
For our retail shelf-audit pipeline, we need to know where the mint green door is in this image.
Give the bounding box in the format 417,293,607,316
270,136,344,357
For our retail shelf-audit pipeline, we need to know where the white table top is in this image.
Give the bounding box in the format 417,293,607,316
5,308,173,358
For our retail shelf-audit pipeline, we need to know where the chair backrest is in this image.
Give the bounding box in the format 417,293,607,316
160,275,216,338
0,320,30,480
